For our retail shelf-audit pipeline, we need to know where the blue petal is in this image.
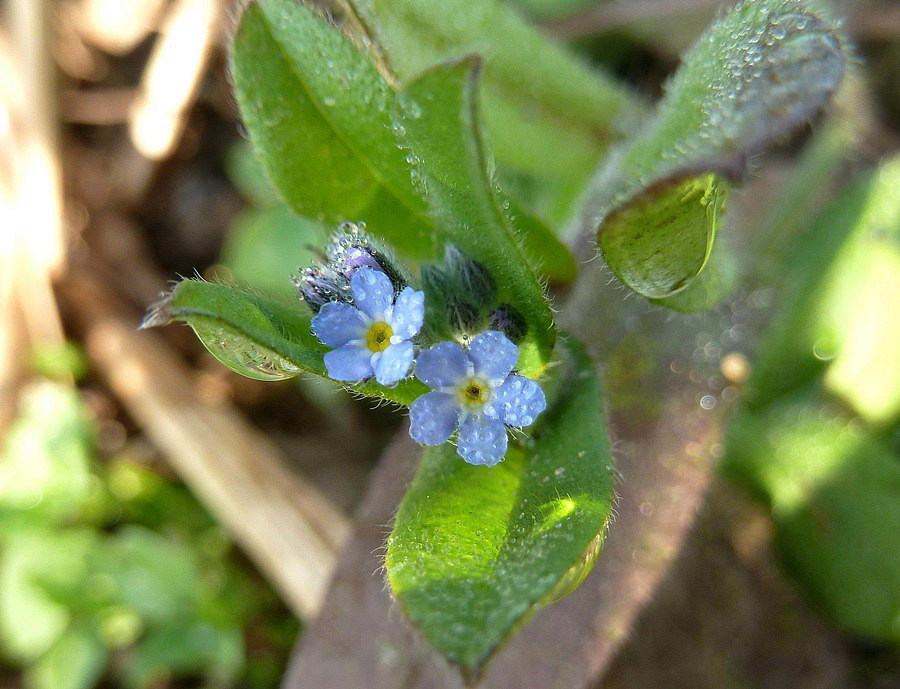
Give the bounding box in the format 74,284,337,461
493,375,547,426
468,331,518,382
374,341,414,385
457,416,508,466
415,342,468,389
350,267,393,319
323,343,373,382
311,302,365,347
409,392,459,445
389,287,424,340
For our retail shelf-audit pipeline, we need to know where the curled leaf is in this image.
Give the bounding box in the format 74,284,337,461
592,0,848,299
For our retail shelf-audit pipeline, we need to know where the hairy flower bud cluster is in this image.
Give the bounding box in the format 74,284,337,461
291,222,408,313
418,243,529,347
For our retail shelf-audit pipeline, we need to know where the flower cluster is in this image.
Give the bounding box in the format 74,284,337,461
295,226,546,466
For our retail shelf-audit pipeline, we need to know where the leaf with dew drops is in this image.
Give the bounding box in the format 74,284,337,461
230,0,432,258
141,279,425,405
229,0,577,282
591,0,848,302
399,58,557,376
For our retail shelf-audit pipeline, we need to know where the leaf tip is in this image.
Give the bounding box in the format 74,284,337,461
139,292,175,330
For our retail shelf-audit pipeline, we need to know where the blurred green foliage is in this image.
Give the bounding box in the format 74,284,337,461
0,371,298,689
723,156,900,644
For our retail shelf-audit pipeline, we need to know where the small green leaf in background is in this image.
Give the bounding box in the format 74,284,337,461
220,205,325,300
386,335,614,674
0,529,98,663
723,392,899,643
0,378,298,688
26,341,89,382
143,279,426,405
0,382,94,524
125,620,243,689
400,59,556,375
592,0,848,301
25,624,107,689
95,527,198,625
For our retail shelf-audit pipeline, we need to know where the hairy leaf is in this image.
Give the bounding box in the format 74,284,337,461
400,59,556,375
593,0,847,299
230,0,433,257
386,335,614,675
504,194,577,283
141,279,425,405
230,0,576,281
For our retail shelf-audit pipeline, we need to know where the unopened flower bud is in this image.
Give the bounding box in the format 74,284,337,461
447,298,483,336
488,304,527,343
292,266,347,313
442,244,497,310
328,222,408,293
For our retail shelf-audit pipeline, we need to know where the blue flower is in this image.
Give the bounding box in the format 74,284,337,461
311,267,424,385
408,331,547,466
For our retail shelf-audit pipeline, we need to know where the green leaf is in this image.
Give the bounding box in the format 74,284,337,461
126,621,243,689
25,624,107,689
504,0,597,21
346,0,641,180
224,139,281,208
600,172,728,298
0,382,95,524
748,156,900,420
220,205,326,299
723,392,900,643
385,335,614,674
230,0,433,258
95,527,199,624
0,529,98,662
141,279,425,405
230,0,572,280
593,0,847,299
400,59,556,375
504,194,577,283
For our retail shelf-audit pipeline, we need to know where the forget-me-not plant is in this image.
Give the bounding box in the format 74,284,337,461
311,267,424,385
409,331,547,466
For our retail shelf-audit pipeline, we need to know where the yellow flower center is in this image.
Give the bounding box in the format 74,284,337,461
458,377,491,410
365,322,393,352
